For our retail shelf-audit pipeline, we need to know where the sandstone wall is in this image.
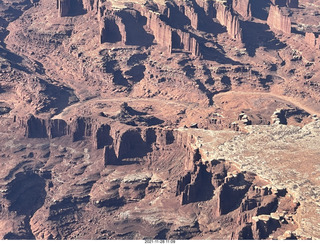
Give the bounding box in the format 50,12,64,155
216,2,242,41
195,0,214,17
305,32,320,48
82,0,98,12
267,4,291,34
57,0,70,17
232,0,251,20
142,9,172,53
173,30,200,56
183,4,199,30
99,12,126,44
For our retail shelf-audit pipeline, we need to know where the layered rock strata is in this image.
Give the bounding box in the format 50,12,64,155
57,0,70,17
305,32,320,48
267,5,291,34
100,12,126,44
232,0,252,20
183,3,199,30
173,30,200,56
216,2,242,41
137,5,172,53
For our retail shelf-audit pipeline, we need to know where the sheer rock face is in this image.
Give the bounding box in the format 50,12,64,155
183,3,199,30
82,0,98,12
216,3,242,41
175,152,299,240
99,12,126,44
267,5,291,34
195,0,214,17
57,0,70,17
140,7,172,53
23,115,69,139
173,30,201,56
56,0,85,16
232,0,252,20
305,32,319,48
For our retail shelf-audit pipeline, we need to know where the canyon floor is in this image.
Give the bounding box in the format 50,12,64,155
0,0,320,240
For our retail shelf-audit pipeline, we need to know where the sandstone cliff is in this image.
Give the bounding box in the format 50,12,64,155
232,0,252,20
305,32,319,48
140,8,172,53
4,111,303,240
99,11,126,44
57,0,70,17
82,0,98,12
57,0,85,17
216,2,242,41
267,5,291,34
183,3,199,30
195,0,214,17
173,30,201,56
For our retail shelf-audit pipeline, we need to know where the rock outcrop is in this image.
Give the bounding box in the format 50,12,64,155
267,5,291,34
23,115,70,139
57,0,85,17
139,7,172,53
24,115,48,138
194,0,214,17
172,30,200,56
176,154,299,240
305,32,319,48
183,3,199,30
232,0,252,20
82,0,98,12
216,2,242,41
100,11,126,44
286,0,299,8
57,0,70,17
49,119,69,139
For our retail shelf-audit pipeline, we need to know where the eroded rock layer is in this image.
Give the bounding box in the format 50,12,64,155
0,113,302,240
1,0,320,240
267,4,291,34
216,2,242,41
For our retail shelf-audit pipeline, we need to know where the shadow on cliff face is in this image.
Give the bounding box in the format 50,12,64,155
251,0,270,20
191,0,225,35
218,173,251,214
5,172,46,216
125,64,146,83
66,0,87,16
177,162,215,205
201,44,242,64
36,78,79,114
117,129,153,163
117,10,154,46
101,18,122,43
241,21,286,57
162,1,190,29
3,172,47,239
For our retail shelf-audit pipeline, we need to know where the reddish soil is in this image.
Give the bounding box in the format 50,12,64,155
0,0,319,240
